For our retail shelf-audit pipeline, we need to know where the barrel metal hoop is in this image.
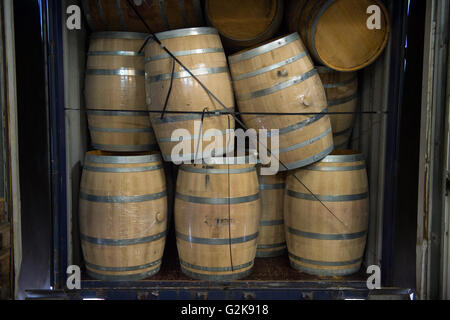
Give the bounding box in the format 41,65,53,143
322,76,358,89
85,153,162,164
304,164,366,172
87,68,145,76
88,50,144,56
181,266,252,281
150,27,218,42
259,220,284,227
176,192,259,205
87,267,161,281
87,109,148,116
279,127,331,154
90,32,149,40
256,248,286,258
162,147,230,162
236,69,318,101
286,190,369,202
81,230,167,246
179,260,253,272
83,164,163,173
232,52,308,81
151,110,230,124
310,0,335,66
157,129,228,143
290,261,361,276
147,66,228,83
80,191,167,203
279,144,333,171
145,48,224,62
91,143,159,152
321,153,365,163
289,253,363,267
328,93,358,107
259,183,285,190
257,242,286,249
228,33,300,64
89,126,152,133
287,227,367,240
176,231,258,245
85,259,162,272
179,166,256,174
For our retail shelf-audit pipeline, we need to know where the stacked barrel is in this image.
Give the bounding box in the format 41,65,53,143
79,0,390,280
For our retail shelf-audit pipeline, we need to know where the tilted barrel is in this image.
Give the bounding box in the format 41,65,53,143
175,159,260,280
81,0,204,33
145,27,235,162
204,0,284,51
79,151,168,280
286,0,390,71
256,171,286,258
284,151,369,276
85,32,157,152
228,33,333,171
317,66,358,150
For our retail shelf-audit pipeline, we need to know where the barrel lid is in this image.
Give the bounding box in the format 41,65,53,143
85,151,162,164
91,32,150,40
149,27,219,42
228,33,300,64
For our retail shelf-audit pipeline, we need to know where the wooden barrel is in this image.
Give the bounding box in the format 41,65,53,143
204,0,284,51
175,158,260,280
317,66,358,150
286,0,390,71
256,171,286,258
145,27,235,162
81,0,204,33
79,151,167,280
228,33,333,171
284,150,369,276
85,32,157,152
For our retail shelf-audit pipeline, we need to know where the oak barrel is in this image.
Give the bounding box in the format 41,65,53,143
79,151,167,280
228,33,333,171
175,158,260,280
286,0,390,71
145,27,235,162
204,0,284,51
317,66,358,150
85,32,157,152
81,0,204,33
256,171,286,258
284,150,369,276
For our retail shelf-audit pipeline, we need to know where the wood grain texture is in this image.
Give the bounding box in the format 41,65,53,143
286,0,390,71
79,151,167,280
82,0,204,33
229,34,333,170
175,162,260,280
205,0,283,51
85,34,156,152
284,150,369,276
145,28,235,161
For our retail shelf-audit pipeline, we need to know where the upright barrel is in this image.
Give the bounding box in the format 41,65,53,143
82,0,204,33
286,0,390,71
284,150,369,276
317,66,358,150
256,171,286,258
85,32,157,152
228,33,333,171
204,0,284,51
175,159,260,280
79,152,168,280
145,27,235,162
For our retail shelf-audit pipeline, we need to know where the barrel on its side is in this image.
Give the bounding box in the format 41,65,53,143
145,27,235,162
284,151,369,276
85,32,157,152
286,0,390,71
228,33,333,171
175,160,260,280
256,172,286,258
205,0,283,51
79,151,167,280
82,0,204,33
317,66,358,150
